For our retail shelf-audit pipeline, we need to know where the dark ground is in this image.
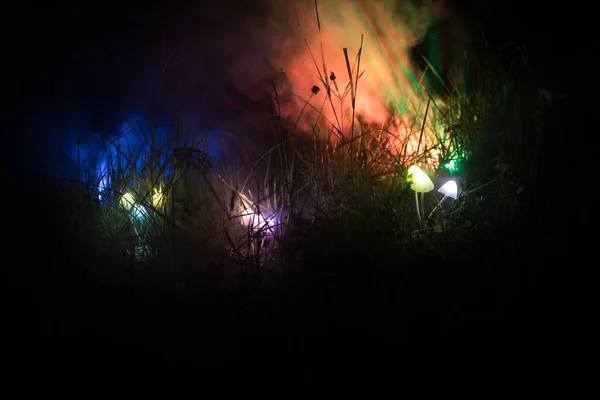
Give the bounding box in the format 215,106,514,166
4,0,587,385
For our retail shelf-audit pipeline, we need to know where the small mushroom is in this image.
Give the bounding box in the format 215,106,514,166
408,165,434,221
428,180,459,219
438,180,458,200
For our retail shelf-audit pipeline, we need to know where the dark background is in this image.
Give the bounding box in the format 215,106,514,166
4,0,586,384
7,0,579,146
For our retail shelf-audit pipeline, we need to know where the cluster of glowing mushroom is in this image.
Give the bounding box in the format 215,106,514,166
116,167,455,236
408,165,459,222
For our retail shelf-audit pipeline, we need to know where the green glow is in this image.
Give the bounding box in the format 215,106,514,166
444,160,456,172
441,147,468,174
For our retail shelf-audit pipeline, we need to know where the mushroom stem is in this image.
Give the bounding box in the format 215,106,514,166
427,195,448,220
415,191,421,221
421,192,425,221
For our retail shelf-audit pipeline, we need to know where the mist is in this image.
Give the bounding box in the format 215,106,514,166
14,0,454,182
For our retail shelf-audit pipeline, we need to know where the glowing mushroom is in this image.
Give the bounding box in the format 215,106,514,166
408,165,434,221
131,203,148,221
438,180,458,201
427,180,459,219
151,188,165,208
120,192,135,211
240,208,256,227
408,165,435,192
240,207,277,234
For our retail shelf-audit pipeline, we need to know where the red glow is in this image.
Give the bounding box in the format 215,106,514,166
256,0,449,166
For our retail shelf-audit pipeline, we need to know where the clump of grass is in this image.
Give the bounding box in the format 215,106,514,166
34,7,546,329
269,16,544,282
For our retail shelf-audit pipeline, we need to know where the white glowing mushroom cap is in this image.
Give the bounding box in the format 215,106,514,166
408,165,434,193
438,180,458,199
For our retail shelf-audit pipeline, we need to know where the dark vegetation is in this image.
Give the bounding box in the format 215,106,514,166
6,0,578,382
